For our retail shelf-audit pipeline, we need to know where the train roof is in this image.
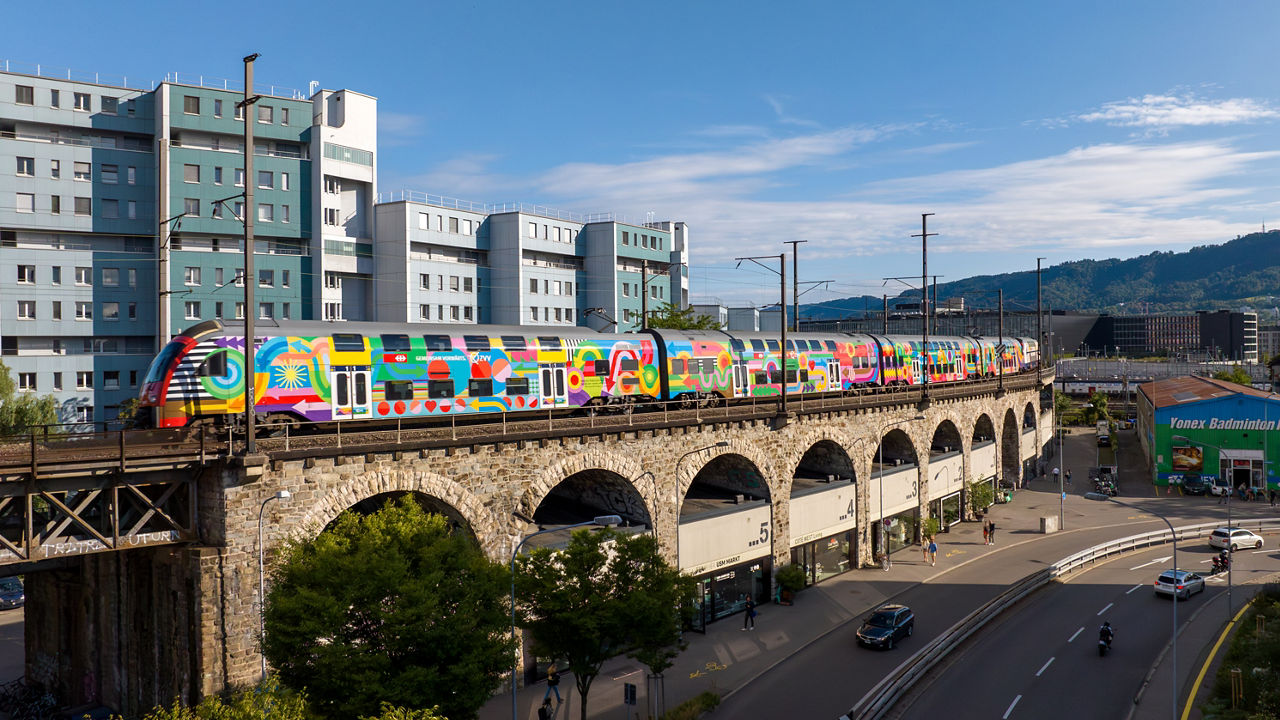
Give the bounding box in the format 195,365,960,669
191,319,626,341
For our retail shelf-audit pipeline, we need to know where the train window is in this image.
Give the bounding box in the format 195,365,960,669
423,334,452,351
825,341,837,351
669,358,685,374
766,339,780,353
385,380,414,401
619,358,639,372
200,351,228,377
464,335,491,352
536,336,562,350
505,377,530,395
380,334,411,352
354,374,368,406
800,369,809,382
332,333,365,352
500,335,527,351
750,339,765,353
769,369,783,384
336,373,349,406
754,371,768,385
730,339,745,353
427,380,453,399
594,359,610,375
786,340,797,351
786,370,798,383
469,379,493,396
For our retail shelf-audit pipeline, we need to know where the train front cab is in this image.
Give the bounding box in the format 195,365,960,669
138,320,224,428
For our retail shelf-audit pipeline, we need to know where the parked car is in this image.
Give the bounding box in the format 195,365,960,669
1154,569,1204,600
0,577,23,610
1209,527,1264,551
1209,478,1232,497
1182,474,1208,495
856,603,914,649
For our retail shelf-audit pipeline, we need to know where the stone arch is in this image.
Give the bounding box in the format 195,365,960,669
676,438,779,508
1022,401,1038,430
779,426,859,495
521,449,653,526
294,467,504,561
928,419,964,455
1000,406,1021,487
972,413,996,443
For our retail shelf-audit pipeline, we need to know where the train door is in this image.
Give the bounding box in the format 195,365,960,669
730,339,750,398
540,364,567,407
828,358,842,391
330,366,372,419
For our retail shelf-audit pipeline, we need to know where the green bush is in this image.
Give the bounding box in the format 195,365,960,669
968,481,994,512
922,517,941,538
661,691,720,720
774,564,808,594
1202,584,1280,718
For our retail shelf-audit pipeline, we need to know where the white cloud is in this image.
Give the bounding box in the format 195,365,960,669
764,95,821,128
1074,93,1279,131
378,111,427,147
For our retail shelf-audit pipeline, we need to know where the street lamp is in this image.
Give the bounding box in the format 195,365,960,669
931,465,951,532
257,489,291,680
876,415,925,569
1172,434,1238,616
1085,492,1178,720
510,514,622,719
1057,392,1065,531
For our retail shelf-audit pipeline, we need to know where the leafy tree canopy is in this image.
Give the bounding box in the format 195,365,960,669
645,303,723,330
1212,365,1254,387
0,358,58,437
517,528,695,720
264,495,512,720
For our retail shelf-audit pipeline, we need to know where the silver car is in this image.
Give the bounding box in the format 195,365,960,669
1154,569,1204,600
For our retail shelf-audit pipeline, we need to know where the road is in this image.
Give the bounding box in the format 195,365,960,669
0,608,22,681
897,540,1280,720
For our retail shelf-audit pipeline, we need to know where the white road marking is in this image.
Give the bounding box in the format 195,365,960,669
1097,602,1113,616
1125,584,1143,595
1252,549,1269,554
1036,657,1055,677
1003,695,1022,719
1130,555,1172,570
1068,627,1084,642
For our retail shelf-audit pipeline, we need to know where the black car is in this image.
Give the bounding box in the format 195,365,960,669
856,603,914,649
1182,474,1208,495
0,577,23,610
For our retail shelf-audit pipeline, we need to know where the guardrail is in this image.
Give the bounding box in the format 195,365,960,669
842,517,1280,720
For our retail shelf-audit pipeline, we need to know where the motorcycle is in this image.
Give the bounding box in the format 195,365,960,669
1098,636,1112,656
1093,479,1118,497
1211,553,1231,574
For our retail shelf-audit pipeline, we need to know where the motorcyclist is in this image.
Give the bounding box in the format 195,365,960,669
1099,621,1114,647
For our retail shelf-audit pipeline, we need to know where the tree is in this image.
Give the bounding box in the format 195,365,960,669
1212,365,1254,387
1053,390,1072,420
264,496,513,720
517,528,693,720
1083,391,1109,426
0,358,58,436
644,303,722,330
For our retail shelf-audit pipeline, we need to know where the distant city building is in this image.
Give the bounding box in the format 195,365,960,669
1086,310,1257,362
726,307,760,332
690,303,728,328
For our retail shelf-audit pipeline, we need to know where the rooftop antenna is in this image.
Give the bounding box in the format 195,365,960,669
308,80,319,96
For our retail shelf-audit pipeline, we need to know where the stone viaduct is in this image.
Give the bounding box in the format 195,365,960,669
22,380,1053,714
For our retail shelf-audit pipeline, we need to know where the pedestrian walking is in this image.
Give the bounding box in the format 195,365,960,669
538,698,554,720
928,538,938,566
922,537,931,562
544,665,561,703
742,596,756,630
1219,487,1227,504
988,521,997,545
1270,489,1276,507
1066,469,1072,486
982,522,990,546
1053,467,1060,484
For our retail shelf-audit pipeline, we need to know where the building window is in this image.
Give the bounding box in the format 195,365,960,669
49,89,59,108
450,306,460,321
52,373,62,391
129,370,138,388
529,278,538,294
103,371,120,390
324,208,340,225
73,92,90,111
15,193,34,213
184,267,201,286
76,371,92,390
281,205,290,223
183,198,199,216
102,199,119,219
450,276,460,292
15,85,34,105
464,306,474,321
102,302,119,320
234,268,246,286
212,203,224,220
74,196,91,215
449,217,459,233
99,164,118,184
17,265,34,284
74,162,91,181
418,213,429,230
281,108,290,126
184,302,201,320
259,269,274,287
235,302,246,319
463,277,473,293
18,373,36,392
75,407,91,423
75,302,92,320
50,160,60,178
234,168,245,187
102,268,120,287
127,166,136,185
419,274,429,290
51,267,61,285
213,98,223,117
214,302,223,319
282,270,290,287
16,301,35,320
281,172,290,191
325,177,340,194
530,306,538,321
127,200,136,219
16,156,34,176
184,164,199,183
258,204,273,222
101,96,118,114
183,95,200,114
75,267,90,285
419,304,429,320
258,105,273,123
128,302,136,319
259,303,273,320
213,167,223,185
234,202,244,220
257,170,273,189
323,302,341,321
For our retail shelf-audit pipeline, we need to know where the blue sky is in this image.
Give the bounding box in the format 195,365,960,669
10,1,1279,311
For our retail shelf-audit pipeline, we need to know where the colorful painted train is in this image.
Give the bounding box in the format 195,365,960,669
138,320,1039,429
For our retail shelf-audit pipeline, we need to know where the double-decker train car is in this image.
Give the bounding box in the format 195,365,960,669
138,319,1039,429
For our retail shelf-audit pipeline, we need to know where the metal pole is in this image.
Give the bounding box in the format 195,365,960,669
785,240,806,332
912,214,936,402
243,54,259,454
1058,397,1064,530
931,275,937,336
641,258,648,331
1037,258,1044,380
998,289,1005,392
780,253,788,417
882,295,888,334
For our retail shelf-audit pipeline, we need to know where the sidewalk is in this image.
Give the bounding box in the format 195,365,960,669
483,481,1137,720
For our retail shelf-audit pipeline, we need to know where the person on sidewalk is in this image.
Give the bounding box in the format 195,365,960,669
928,538,938,566
922,537,931,562
742,596,756,630
544,665,561,703
538,698,554,720
988,521,997,545
982,522,990,545
1270,489,1277,507
1066,469,1072,486
1053,467,1059,485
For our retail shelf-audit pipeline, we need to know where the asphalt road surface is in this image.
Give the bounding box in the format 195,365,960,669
0,608,22,681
